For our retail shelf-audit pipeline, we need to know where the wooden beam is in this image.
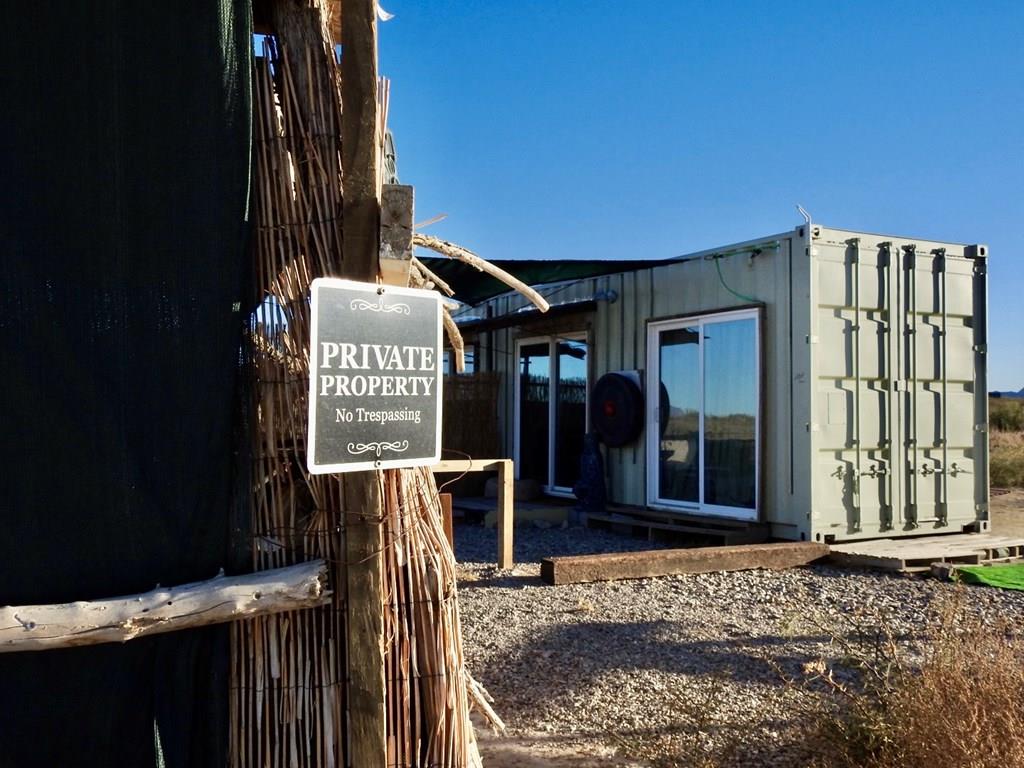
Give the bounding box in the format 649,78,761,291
430,458,507,473
430,459,515,567
340,1,386,765
341,0,380,281
540,542,830,586
1,561,330,653
496,460,514,569
380,184,414,287
342,471,386,765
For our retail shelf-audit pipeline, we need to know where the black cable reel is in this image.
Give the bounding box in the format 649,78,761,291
589,372,646,447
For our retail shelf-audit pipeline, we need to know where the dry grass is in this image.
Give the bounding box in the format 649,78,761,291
610,676,737,768
794,593,1024,768
991,397,1024,432
990,398,1024,488
991,430,1024,489
619,592,1024,768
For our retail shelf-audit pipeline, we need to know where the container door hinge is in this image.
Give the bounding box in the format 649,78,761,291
974,423,988,433
973,344,987,354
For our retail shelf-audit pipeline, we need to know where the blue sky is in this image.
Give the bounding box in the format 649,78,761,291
378,1,1023,391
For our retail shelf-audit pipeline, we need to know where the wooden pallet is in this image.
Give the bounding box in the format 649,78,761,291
586,506,770,546
829,533,1024,573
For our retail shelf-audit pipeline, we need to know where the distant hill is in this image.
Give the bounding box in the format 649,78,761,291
991,388,1024,399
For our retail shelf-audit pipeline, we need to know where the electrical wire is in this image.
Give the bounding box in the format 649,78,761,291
712,255,760,304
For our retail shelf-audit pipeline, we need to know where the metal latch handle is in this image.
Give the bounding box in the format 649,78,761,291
860,464,888,478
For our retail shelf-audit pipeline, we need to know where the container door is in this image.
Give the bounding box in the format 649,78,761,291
815,237,984,538
899,245,978,530
814,239,895,535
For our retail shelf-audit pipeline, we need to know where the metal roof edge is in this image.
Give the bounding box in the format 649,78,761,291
662,228,798,264
464,227,801,306
811,223,973,248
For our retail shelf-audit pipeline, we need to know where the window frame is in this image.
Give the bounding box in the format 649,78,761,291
442,342,476,376
513,332,589,496
645,308,761,520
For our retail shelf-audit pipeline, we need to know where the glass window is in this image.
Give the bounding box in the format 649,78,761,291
703,319,757,509
516,335,589,492
658,327,700,503
649,311,759,518
554,340,588,488
518,342,551,487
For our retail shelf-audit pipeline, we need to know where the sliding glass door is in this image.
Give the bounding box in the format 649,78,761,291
647,310,759,520
515,335,589,494
517,341,551,487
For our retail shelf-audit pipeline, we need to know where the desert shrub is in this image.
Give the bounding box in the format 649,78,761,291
609,676,734,768
796,593,1024,768
991,431,1024,488
990,397,1024,432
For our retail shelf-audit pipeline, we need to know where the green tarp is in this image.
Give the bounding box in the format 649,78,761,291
957,564,1024,591
417,255,669,306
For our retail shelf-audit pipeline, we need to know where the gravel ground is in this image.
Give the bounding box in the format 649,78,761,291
455,524,1024,767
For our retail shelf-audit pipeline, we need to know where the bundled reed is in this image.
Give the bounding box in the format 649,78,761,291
229,19,348,767
230,2,494,766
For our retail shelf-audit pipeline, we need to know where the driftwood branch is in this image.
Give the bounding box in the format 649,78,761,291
411,256,455,296
0,560,330,653
412,233,550,312
466,672,506,734
443,308,466,372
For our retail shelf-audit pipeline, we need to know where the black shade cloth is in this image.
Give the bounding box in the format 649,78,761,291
416,255,669,306
1,3,253,766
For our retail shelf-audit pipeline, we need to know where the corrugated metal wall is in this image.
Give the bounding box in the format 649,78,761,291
455,223,989,542
458,231,807,531
594,237,804,518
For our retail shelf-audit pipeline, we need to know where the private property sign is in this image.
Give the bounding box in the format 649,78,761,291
307,278,442,473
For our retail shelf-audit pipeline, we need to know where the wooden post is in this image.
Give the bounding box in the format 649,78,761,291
340,1,386,765
380,184,414,286
497,459,514,569
342,0,382,280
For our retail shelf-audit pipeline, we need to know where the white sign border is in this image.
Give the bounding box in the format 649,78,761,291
307,277,443,474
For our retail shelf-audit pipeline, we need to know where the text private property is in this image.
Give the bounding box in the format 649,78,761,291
318,342,436,398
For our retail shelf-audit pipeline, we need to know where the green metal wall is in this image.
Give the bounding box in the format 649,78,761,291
457,223,989,542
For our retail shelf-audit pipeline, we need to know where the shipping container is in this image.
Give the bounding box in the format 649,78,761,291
445,221,989,542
